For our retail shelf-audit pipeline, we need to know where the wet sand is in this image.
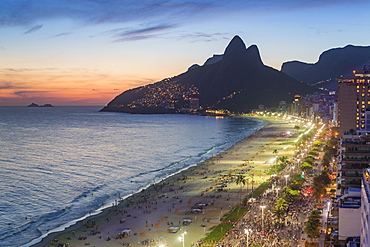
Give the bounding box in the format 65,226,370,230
32,116,296,247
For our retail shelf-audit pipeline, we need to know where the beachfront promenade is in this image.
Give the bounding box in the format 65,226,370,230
34,116,320,247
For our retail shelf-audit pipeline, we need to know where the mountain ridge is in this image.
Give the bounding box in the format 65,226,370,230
281,44,370,90
101,35,318,113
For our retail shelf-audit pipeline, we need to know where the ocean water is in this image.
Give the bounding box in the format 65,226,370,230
0,106,264,246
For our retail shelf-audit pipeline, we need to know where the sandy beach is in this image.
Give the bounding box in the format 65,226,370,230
32,116,297,247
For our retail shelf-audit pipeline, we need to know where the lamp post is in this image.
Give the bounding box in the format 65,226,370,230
275,187,280,197
260,205,266,231
284,175,289,187
244,228,252,247
179,231,187,247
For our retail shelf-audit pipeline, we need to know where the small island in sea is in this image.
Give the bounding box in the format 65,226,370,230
27,103,54,107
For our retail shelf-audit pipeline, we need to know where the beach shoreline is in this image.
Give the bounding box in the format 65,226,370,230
30,116,296,247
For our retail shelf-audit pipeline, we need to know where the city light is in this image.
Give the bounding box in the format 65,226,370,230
260,205,266,231
284,175,289,187
275,187,280,197
179,231,187,247
244,228,252,247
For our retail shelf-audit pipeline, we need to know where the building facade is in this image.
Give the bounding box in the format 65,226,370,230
361,169,370,247
338,68,370,136
336,134,370,195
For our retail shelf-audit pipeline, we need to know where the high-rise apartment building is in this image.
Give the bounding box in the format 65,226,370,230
338,67,370,135
337,133,370,194
361,169,370,247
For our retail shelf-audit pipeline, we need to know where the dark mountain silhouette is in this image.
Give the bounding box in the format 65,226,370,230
281,45,370,90
101,36,318,113
203,54,223,66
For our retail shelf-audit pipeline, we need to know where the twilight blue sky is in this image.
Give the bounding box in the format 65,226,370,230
1,0,370,105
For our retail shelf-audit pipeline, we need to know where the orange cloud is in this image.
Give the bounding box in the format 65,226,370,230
0,68,157,106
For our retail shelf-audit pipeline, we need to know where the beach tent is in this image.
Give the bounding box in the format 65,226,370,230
121,229,132,236
182,218,192,226
168,226,180,233
191,208,202,214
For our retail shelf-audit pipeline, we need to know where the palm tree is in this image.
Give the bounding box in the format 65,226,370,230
235,174,247,204
274,198,289,225
277,155,288,165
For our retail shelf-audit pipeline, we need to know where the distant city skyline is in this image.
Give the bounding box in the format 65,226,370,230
1,0,370,106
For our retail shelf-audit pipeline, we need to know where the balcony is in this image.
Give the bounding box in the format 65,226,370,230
341,172,362,178
341,158,370,164
341,179,362,186
341,150,370,154
340,164,370,170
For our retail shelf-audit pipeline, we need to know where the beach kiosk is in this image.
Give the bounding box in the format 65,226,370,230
167,226,180,233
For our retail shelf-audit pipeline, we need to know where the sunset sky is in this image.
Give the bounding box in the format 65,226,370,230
1,0,370,106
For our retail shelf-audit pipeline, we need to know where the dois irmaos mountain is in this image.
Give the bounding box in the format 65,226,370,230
101,36,317,113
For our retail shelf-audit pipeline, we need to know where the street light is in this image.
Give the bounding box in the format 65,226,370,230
284,175,289,187
275,187,280,197
244,228,252,247
179,231,187,247
260,205,266,231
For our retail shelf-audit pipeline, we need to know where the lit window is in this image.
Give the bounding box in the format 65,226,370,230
357,117,360,120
